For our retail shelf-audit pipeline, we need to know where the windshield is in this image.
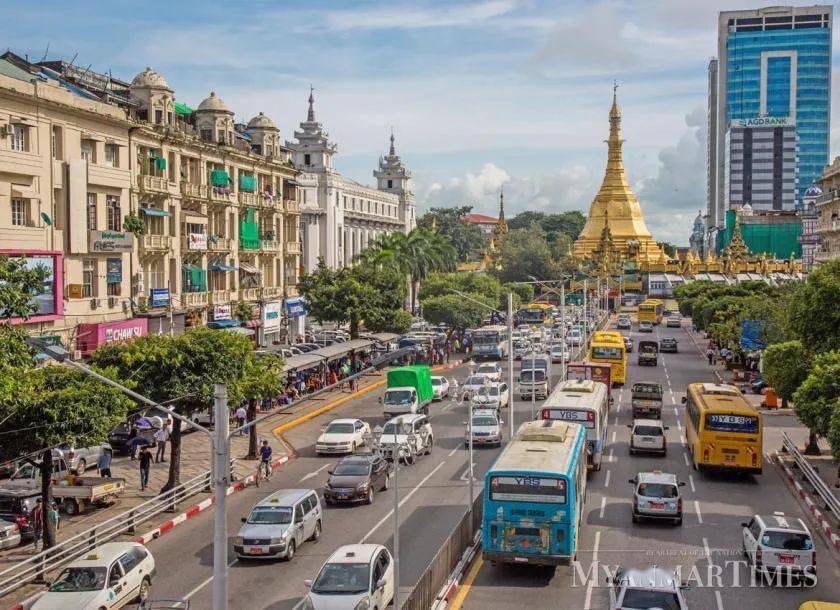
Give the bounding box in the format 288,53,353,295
634,426,663,436
431,379,442,386
621,589,680,610
325,423,354,435
473,416,497,427
761,530,813,550
638,483,678,498
465,376,486,387
633,384,662,396
247,506,292,525
474,333,501,346
592,346,623,360
311,562,370,595
704,414,759,434
384,390,414,405
520,370,546,383
49,567,106,592
477,366,497,375
333,463,370,477
382,422,411,436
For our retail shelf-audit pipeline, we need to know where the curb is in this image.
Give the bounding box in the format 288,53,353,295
774,451,840,553
431,531,482,610
131,455,293,544
684,324,724,384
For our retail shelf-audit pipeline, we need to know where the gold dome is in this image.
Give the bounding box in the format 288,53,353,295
573,89,665,264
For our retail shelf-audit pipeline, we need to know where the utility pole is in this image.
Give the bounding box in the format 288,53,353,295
168,278,174,337
583,279,588,350
507,292,514,442
393,420,400,610
561,282,566,380
212,384,230,610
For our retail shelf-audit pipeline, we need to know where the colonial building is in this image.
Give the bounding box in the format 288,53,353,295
0,54,303,352
815,156,840,266
799,184,822,272
289,89,415,272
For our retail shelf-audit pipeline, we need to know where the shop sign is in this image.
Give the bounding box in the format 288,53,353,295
150,288,170,308
285,297,307,318
67,284,83,299
732,116,794,129
103,319,147,344
188,233,208,250
89,230,133,253
106,258,122,284
263,301,282,333
214,304,232,321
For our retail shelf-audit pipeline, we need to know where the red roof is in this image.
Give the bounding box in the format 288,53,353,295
460,213,498,225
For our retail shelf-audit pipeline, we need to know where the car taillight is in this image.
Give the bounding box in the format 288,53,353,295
812,551,816,567
632,496,638,511
15,516,27,527
10,522,18,532
755,548,762,563
556,529,564,542
751,452,758,466
703,447,710,463
677,498,682,512
68,451,75,460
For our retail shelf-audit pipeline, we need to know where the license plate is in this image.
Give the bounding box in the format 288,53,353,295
642,437,654,443
650,503,664,509
778,555,794,564
248,547,266,554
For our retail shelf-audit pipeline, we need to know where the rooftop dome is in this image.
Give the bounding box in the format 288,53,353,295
131,66,171,90
247,112,277,130
197,91,231,113
804,184,823,197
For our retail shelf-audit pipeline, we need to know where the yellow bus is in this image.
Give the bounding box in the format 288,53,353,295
593,331,623,344
588,335,626,386
518,302,554,326
637,299,664,325
684,382,763,475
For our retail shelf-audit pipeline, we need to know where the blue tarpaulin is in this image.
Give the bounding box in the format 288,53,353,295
740,320,766,350
208,320,240,329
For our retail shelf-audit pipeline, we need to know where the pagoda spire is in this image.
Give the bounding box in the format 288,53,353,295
307,85,315,122
389,127,395,156
607,80,623,170
494,188,508,238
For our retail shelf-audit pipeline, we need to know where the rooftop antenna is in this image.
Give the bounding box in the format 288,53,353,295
38,43,50,64
67,52,78,68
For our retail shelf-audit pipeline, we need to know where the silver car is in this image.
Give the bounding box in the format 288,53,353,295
629,471,685,525
608,566,690,610
234,489,322,561
0,519,21,550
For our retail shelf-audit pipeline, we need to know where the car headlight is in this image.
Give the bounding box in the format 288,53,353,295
354,597,371,610
357,481,370,490
270,537,285,544
302,595,315,610
234,536,244,545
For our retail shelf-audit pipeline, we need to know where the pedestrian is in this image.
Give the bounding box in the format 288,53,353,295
49,502,60,533
129,431,148,460
30,498,44,551
139,446,152,491
154,425,168,463
128,428,138,460
235,405,247,435
706,347,714,366
97,447,112,478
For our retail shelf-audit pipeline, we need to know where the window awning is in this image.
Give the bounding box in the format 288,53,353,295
141,207,171,217
238,262,262,275
174,101,194,115
11,187,40,200
208,320,239,329
208,264,238,271
182,210,208,221
226,326,255,336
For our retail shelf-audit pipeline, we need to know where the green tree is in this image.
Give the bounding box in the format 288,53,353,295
237,354,283,459
0,255,50,320
826,399,840,463
421,294,493,334
504,282,535,306
417,206,485,261
234,301,254,323
657,242,677,257
787,259,840,355
508,211,586,243
762,340,809,409
493,226,559,284
792,350,840,455
365,308,413,334
0,366,131,548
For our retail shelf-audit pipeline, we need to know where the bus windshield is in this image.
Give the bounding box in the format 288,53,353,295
474,333,501,345
489,476,567,504
520,370,546,383
704,413,759,434
591,346,623,360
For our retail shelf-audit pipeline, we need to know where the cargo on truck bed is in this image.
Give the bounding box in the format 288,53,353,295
382,365,433,418
631,382,663,419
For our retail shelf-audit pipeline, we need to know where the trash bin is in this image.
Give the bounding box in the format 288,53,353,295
762,387,779,409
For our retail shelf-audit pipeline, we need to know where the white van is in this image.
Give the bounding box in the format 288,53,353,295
234,489,322,561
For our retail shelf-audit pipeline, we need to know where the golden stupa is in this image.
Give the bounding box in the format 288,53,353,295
573,89,667,264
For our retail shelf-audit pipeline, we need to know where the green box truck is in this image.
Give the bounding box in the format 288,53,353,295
382,365,434,418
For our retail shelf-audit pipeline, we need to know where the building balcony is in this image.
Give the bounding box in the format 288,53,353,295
284,199,300,213
815,222,840,235
208,289,232,305
181,182,208,200
208,236,233,251
814,250,839,263
240,239,261,251
209,187,236,205
239,192,258,207
286,285,299,297
241,287,260,301
262,286,283,299
181,291,208,308
260,240,281,252
181,235,208,251
138,174,168,194
140,234,173,252
285,241,301,255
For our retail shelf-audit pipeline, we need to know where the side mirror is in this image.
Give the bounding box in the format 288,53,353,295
462,421,468,425
378,397,383,404
303,579,313,589
681,396,686,404
626,424,632,429
241,517,247,523
664,426,670,430
376,577,386,590
680,581,692,590
500,420,504,425
678,482,686,487
628,479,635,484
327,469,334,475
740,522,749,528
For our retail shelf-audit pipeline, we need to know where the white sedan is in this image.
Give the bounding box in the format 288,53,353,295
431,376,450,401
475,363,502,382
549,343,569,363
315,419,371,455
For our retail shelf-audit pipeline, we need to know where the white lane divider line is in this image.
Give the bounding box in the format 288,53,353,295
611,430,616,444
607,448,614,463
448,446,459,457
299,463,330,483
703,537,712,562
683,452,690,467
673,406,678,416
676,418,682,431
681,434,687,447
583,531,601,610
688,474,696,493
599,496,606,519
695,500,703,524
715,590,724,610
604,470,611,488
185,557,238,600
360,461,446,543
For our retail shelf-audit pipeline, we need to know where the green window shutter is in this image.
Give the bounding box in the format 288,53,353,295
240,175,256,192
156,156,167,171
211,169,230,187
239,208,260,250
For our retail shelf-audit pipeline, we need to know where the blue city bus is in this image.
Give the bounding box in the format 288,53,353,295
482,420,587,566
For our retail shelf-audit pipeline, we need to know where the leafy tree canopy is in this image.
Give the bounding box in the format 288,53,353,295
792,350,840,442
507,211,586,243
492,227,560,284
787,259,840,355
762,340,809,407
417,206,486,261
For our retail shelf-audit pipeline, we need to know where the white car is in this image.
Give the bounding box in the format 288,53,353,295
33,542,154,609
471,382,510,412
303,544,394,610
742,511,816,582
608,566,689,610
638,320,654,333
315,419,371,455
628,419,668,456
566,329,583,347
377,414,434,462
431,376,450,401
549,343,569,363
462,374,489,400
666,315,682,328
475,363,502,382
465,411,503,446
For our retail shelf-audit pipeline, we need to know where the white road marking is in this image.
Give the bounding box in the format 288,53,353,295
448,446,459,457
676,418,682,431
607,448,614,463
681,434,687,447
299,463,330,483
616,401,621,413
583,531,601,610
611,430,616,443
460,462,478,482
695,500,703,524
360,461,446,543
683,452,690,467
604,470,611,488
688,474,696,493
599,496,606,519
715,590,724,610
703,537,712,562
673,406,678,416
185,557,238,600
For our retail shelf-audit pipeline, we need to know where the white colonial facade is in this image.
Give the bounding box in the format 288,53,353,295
288,89,416,272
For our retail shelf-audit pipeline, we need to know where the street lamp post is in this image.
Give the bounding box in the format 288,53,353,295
561,282,566,379
466,359,476,524
507,292,514,442
392,412,400,610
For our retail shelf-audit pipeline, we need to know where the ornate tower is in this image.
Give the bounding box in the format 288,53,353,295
573,88,666,264
374,130,416,231
286,87,337,171
493,188,508,240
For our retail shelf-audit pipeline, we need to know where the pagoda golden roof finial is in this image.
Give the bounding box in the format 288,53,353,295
724,208,749,260
493,187,508,238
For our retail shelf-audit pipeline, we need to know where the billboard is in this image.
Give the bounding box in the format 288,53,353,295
285,297,307,318
731,116,794,129
89,230,133,253
740,320,766,350
263,301,282,332
0,254,59,317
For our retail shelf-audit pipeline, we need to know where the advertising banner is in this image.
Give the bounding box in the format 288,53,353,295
740,320,766,350
106,258,122,284
213,304,232,321
150,288,170,308
188,233,208,250
285,297,307,318
89,231,133,253
263,301,282,332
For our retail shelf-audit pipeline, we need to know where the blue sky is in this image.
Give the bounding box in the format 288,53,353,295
7,0,839,245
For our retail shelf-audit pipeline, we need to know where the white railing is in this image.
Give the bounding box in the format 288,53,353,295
781,432,840,522
0,461,235,599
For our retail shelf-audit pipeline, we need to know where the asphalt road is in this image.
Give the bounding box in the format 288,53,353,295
457,321,840,610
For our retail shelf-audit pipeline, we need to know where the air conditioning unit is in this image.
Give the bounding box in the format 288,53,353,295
3,124,14,137
90,298,99,310
108,296,118,308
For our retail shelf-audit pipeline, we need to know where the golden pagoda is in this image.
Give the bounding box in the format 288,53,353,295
573,88,666,264
493,188,508,240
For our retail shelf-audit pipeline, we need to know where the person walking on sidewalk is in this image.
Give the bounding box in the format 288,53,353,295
235,405,247,435
706,346,714,366
49,501,60,533
139,447,152,491
30,498,43,551
98,446,113,477
154,425,169,463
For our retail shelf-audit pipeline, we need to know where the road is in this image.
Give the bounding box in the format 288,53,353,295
456,321,840,609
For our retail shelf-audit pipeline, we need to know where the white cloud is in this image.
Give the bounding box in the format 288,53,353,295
323,0,518,31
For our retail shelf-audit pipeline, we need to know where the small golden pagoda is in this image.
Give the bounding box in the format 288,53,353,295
493,188,508,241
574,88,666,264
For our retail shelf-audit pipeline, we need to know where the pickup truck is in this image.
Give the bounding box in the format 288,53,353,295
637,341,659,366
631,382,663,419
382,366,434,418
